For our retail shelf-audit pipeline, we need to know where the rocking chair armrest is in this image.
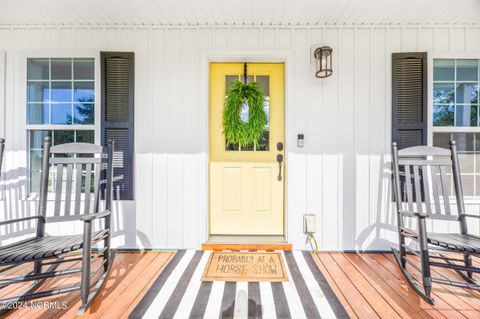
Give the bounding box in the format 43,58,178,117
80,210,111,222
400,210,429,218
0,215,45,226
463,214,480,219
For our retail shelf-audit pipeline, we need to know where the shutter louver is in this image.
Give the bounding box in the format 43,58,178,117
105,58,130,122
101,52,134,200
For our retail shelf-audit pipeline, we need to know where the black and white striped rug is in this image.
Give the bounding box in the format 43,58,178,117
129,250,349,319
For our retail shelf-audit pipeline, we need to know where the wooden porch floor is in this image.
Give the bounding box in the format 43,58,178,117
1,251,479,318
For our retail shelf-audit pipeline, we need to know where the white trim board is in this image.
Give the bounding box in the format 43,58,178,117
201,51,292,243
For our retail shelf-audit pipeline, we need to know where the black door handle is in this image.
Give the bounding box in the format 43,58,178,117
276,154,284,181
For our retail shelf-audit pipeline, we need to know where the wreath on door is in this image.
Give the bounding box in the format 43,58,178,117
222,77,266,148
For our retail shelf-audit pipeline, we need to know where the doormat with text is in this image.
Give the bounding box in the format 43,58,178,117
201,251,288,282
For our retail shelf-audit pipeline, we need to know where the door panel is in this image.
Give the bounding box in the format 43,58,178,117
209,63,285,235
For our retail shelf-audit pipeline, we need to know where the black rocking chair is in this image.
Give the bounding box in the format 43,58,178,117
392,141,480,304
0,136,115,314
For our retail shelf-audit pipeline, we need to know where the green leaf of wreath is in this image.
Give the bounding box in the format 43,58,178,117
222,80,266,148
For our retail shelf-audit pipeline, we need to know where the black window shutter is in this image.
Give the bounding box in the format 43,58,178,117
392,52,428,149
101,52,134,200
392,52,427,202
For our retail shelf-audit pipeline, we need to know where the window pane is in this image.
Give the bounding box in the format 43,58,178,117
74,59,94,80
456,59,478,82
453,133,474,152
27,59,49,80
74,81,94,102
256,130,269,151
433,133,451,148
51,81,72,102
27,103,49,124
51,59,72,80
27,82,49,102
455,133,475,174
240,100,249,123
76,130,94,143
433,104,454,126
51,103,72,125
241,143,254,151
29,150,43,193
459,155,474,173
264,98,270,126
29,130,49,150
462,175,474,196
434,59,454,81
74,103,94,124
226,142,239,151
456,83,478,104
431,132,472,195
225,75,238,92
52,130,74,145
256,76,270,96
455,105,477,126
433,83,454,104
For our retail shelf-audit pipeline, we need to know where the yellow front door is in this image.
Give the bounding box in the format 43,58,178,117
209,63,285,235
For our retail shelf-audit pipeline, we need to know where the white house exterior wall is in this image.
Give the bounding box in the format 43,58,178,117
0,26,480,251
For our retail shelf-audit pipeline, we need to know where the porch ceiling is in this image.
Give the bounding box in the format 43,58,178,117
0,0,479,27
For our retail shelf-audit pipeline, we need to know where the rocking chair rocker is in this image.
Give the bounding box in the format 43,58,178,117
0,136,115,314
392,141,480,304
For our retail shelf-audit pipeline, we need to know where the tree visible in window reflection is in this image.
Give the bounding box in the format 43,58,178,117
433,105,454,126
68,97,94,124
433,87,454,104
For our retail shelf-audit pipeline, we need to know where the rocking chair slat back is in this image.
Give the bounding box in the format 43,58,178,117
422,165,432,216
430,165,442,214
83,163,92,215
439,166,452,215
64,163,73,216
404,166,414,212
54,163,63,216
39,138,110,224
0,138,4,179
74,163,82,215
392,142,466,223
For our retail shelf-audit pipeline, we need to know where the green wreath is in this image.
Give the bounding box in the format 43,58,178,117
222,80,266,147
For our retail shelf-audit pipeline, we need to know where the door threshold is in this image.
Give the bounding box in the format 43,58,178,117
203,235,291,251
207,235,286,244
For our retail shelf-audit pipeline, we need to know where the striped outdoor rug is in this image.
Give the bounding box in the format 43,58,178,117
129,250,349,319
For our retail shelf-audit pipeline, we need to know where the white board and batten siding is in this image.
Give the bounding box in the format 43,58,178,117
0,26,480,251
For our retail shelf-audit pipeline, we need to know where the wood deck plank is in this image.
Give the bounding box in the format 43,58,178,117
411,255,480,314
311,253,358,319
329,253,402,319
358,253,445,319
380,253,469,319
59,252,144,319
344,253,427,319
102,251,174,319
316,253,380,318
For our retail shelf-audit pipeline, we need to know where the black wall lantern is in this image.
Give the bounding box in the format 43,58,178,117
314,46,333,78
